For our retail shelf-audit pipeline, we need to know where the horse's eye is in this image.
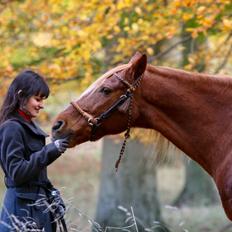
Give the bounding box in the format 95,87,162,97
100,87,112,95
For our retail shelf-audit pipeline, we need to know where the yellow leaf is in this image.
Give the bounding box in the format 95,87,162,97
201,16,215,28
197,6,206,15
132,23,139,32
222,18,232,31
135,7,142,15
31,32,52,47
114,25,120,33
146,47,154,55
182,13,192,21
124,17,129,25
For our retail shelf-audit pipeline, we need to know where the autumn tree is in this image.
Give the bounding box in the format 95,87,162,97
0,0,231,90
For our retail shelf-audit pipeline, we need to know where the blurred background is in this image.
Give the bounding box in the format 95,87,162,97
0,0,232,231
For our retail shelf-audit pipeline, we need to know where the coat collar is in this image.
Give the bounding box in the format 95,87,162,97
17,109,32,122
10,114,49,137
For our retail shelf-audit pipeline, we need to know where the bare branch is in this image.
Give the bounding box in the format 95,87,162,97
149,36,192,63
214,42,232,74
214,32,232,54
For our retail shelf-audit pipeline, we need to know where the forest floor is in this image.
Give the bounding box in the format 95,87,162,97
0,139,231,232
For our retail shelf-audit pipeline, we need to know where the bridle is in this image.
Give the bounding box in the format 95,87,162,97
70,72,143,171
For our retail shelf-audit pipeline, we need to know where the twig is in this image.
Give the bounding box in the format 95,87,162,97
214,42,232,74
131,207,139,232
149,36,192,62
214,32,232,54
104,223,135,232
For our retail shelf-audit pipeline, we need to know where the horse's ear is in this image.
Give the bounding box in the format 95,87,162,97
129,52,147,80
118,52,147,113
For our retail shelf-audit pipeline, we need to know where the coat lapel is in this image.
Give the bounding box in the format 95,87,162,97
10,115,49,137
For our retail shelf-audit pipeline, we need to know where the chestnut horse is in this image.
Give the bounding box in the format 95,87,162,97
52,52,232,220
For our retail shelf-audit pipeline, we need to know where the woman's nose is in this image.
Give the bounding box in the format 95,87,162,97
52,120,65,132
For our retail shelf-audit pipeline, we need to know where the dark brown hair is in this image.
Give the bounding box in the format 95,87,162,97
0,70,50,124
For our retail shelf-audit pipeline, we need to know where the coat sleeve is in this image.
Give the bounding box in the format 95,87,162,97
0,121,61,185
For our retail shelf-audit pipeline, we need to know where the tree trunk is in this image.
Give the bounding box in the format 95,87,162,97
95,137,163,231
174,159,219,206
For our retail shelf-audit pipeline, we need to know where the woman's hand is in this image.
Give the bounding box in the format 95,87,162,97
54,138,69,154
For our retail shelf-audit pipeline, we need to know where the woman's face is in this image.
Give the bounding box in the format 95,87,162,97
24,95,45,118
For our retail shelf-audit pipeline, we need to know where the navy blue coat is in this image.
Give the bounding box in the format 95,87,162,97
0,114,61,231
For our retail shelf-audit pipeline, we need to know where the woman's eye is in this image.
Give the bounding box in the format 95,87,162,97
100,87,112,95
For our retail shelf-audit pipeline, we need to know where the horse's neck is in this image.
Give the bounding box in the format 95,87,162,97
136,65,232,175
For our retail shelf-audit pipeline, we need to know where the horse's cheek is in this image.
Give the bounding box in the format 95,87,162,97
221,198,232,221
215,171,232,220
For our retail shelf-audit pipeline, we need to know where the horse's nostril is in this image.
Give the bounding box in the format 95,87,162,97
52,120,65,132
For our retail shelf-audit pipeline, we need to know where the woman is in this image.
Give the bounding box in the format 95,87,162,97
0,70,69,231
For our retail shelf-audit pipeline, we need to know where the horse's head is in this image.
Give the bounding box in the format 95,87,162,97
52,52,147,147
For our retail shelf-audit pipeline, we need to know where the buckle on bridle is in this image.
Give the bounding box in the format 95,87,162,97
87,118,94,127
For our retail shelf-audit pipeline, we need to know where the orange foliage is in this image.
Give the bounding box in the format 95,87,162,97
0,0,231,96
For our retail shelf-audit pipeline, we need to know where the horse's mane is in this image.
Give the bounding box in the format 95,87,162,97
147,64,232,82
146,64,232,98
80,63,132,98
101,63,232,84
132,128,185,166
100,63,132,79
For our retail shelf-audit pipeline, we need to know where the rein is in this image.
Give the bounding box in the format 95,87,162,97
70,72,143,171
